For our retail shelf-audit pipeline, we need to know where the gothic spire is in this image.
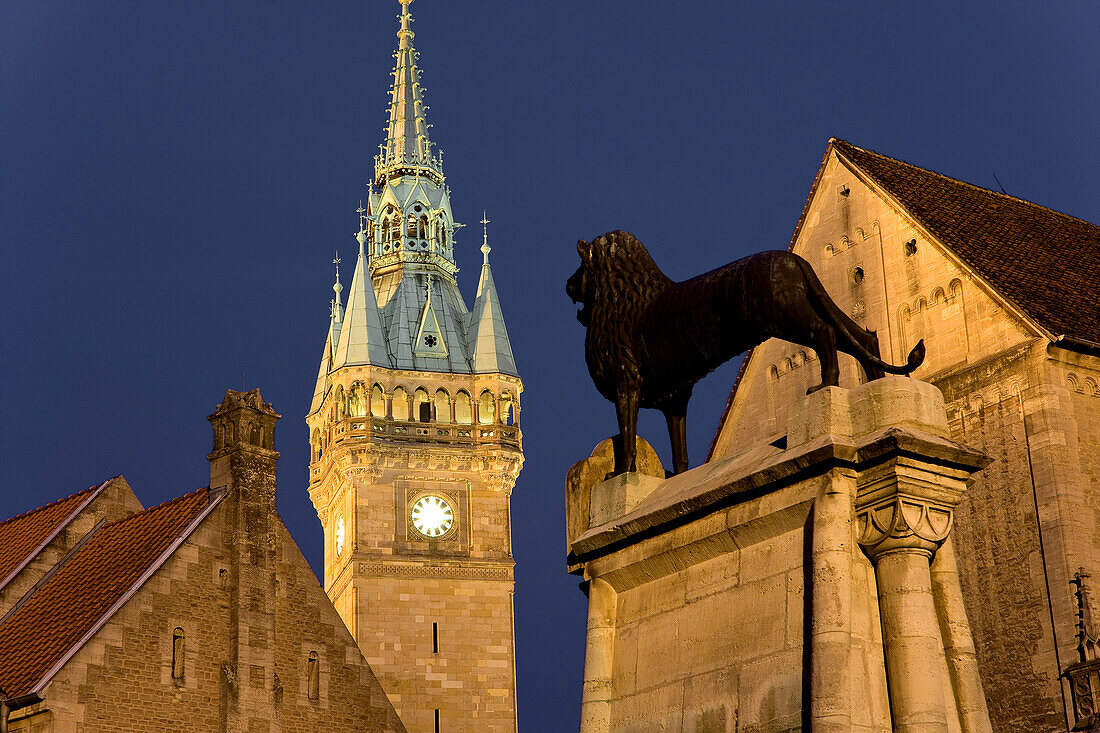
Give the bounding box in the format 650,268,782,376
375,0,443,188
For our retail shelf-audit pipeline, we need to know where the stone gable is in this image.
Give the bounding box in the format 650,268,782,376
709,140,1100,731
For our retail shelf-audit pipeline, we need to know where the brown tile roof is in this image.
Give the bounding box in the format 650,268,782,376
0,487,220,699
831,138,1100,343
0,483,106,591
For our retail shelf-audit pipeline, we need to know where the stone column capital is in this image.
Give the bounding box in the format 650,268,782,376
855,456,968,561
857,494,954,559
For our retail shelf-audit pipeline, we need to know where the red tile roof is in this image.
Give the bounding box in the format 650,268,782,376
832,139,1100,343
0,483,105,591
0,488,220,699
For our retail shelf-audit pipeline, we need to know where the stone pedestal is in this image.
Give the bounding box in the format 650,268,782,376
567,377,994,733
589,473,664,527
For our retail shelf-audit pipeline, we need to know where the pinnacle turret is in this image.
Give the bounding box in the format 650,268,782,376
332,234,390,371
469,215,517,376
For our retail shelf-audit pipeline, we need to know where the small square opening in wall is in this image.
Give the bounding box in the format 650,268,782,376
905,239,918,256
838,184,850,197
851,266,865,286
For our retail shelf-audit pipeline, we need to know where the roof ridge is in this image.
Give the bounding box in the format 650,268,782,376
98,486,210,532
832,138,1100,230
0,482,107,528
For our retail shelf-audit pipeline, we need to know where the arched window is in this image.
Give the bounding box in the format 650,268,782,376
392,387,410,421
418,215,428,239
370,384,386,418
415,388,432,422
349,383,367,418
311,428,322,461
334,385,345,418
478,391,495,425
381,217,390,242
307,651,320,701
172,627,185,680
434,389,450,423
454,391,473,424
390,215,402,242
407,215,418,238
500,392,516,426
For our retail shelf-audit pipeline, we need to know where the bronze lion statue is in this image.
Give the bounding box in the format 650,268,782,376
566,230,925,477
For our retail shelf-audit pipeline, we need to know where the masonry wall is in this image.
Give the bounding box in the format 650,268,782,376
576,472,892,733
350,574,516,733
711,150,1094,730
608,512,807,732
314,436,521,733
0,477,142,617
9,501,405,733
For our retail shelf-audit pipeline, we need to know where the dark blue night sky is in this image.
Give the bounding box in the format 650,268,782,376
2,1,1097,729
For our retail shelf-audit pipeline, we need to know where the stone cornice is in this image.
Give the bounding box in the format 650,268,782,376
569,426,987,564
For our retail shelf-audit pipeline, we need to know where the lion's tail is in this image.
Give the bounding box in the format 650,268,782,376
796,257,926,376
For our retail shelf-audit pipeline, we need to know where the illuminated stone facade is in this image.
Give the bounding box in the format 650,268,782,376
0,390,406,733
711,139,1100,731
305,2,522,731
567,379,992,733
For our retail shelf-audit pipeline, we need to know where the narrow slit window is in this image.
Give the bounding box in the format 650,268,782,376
435,709,440,733
433,622,439,654
172,627,185,680
308,651,320,700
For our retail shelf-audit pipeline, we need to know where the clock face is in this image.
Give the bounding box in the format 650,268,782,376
336,515,345,556
410,495,454,538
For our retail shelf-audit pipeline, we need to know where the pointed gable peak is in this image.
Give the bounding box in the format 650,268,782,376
414,277,448,359
827,138,1100,343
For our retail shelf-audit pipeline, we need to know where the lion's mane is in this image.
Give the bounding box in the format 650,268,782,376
583,231,673,398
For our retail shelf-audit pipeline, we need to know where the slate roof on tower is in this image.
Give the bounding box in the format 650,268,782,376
308,0,518,411
828,139,1100,344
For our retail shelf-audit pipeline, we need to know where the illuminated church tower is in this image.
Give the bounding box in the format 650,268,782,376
305,2,523,730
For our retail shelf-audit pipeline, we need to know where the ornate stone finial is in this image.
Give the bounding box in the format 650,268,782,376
355,202,368,249
1065,571,1100,730
398,0,414,49
332,249,343,304
480,211,491,263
